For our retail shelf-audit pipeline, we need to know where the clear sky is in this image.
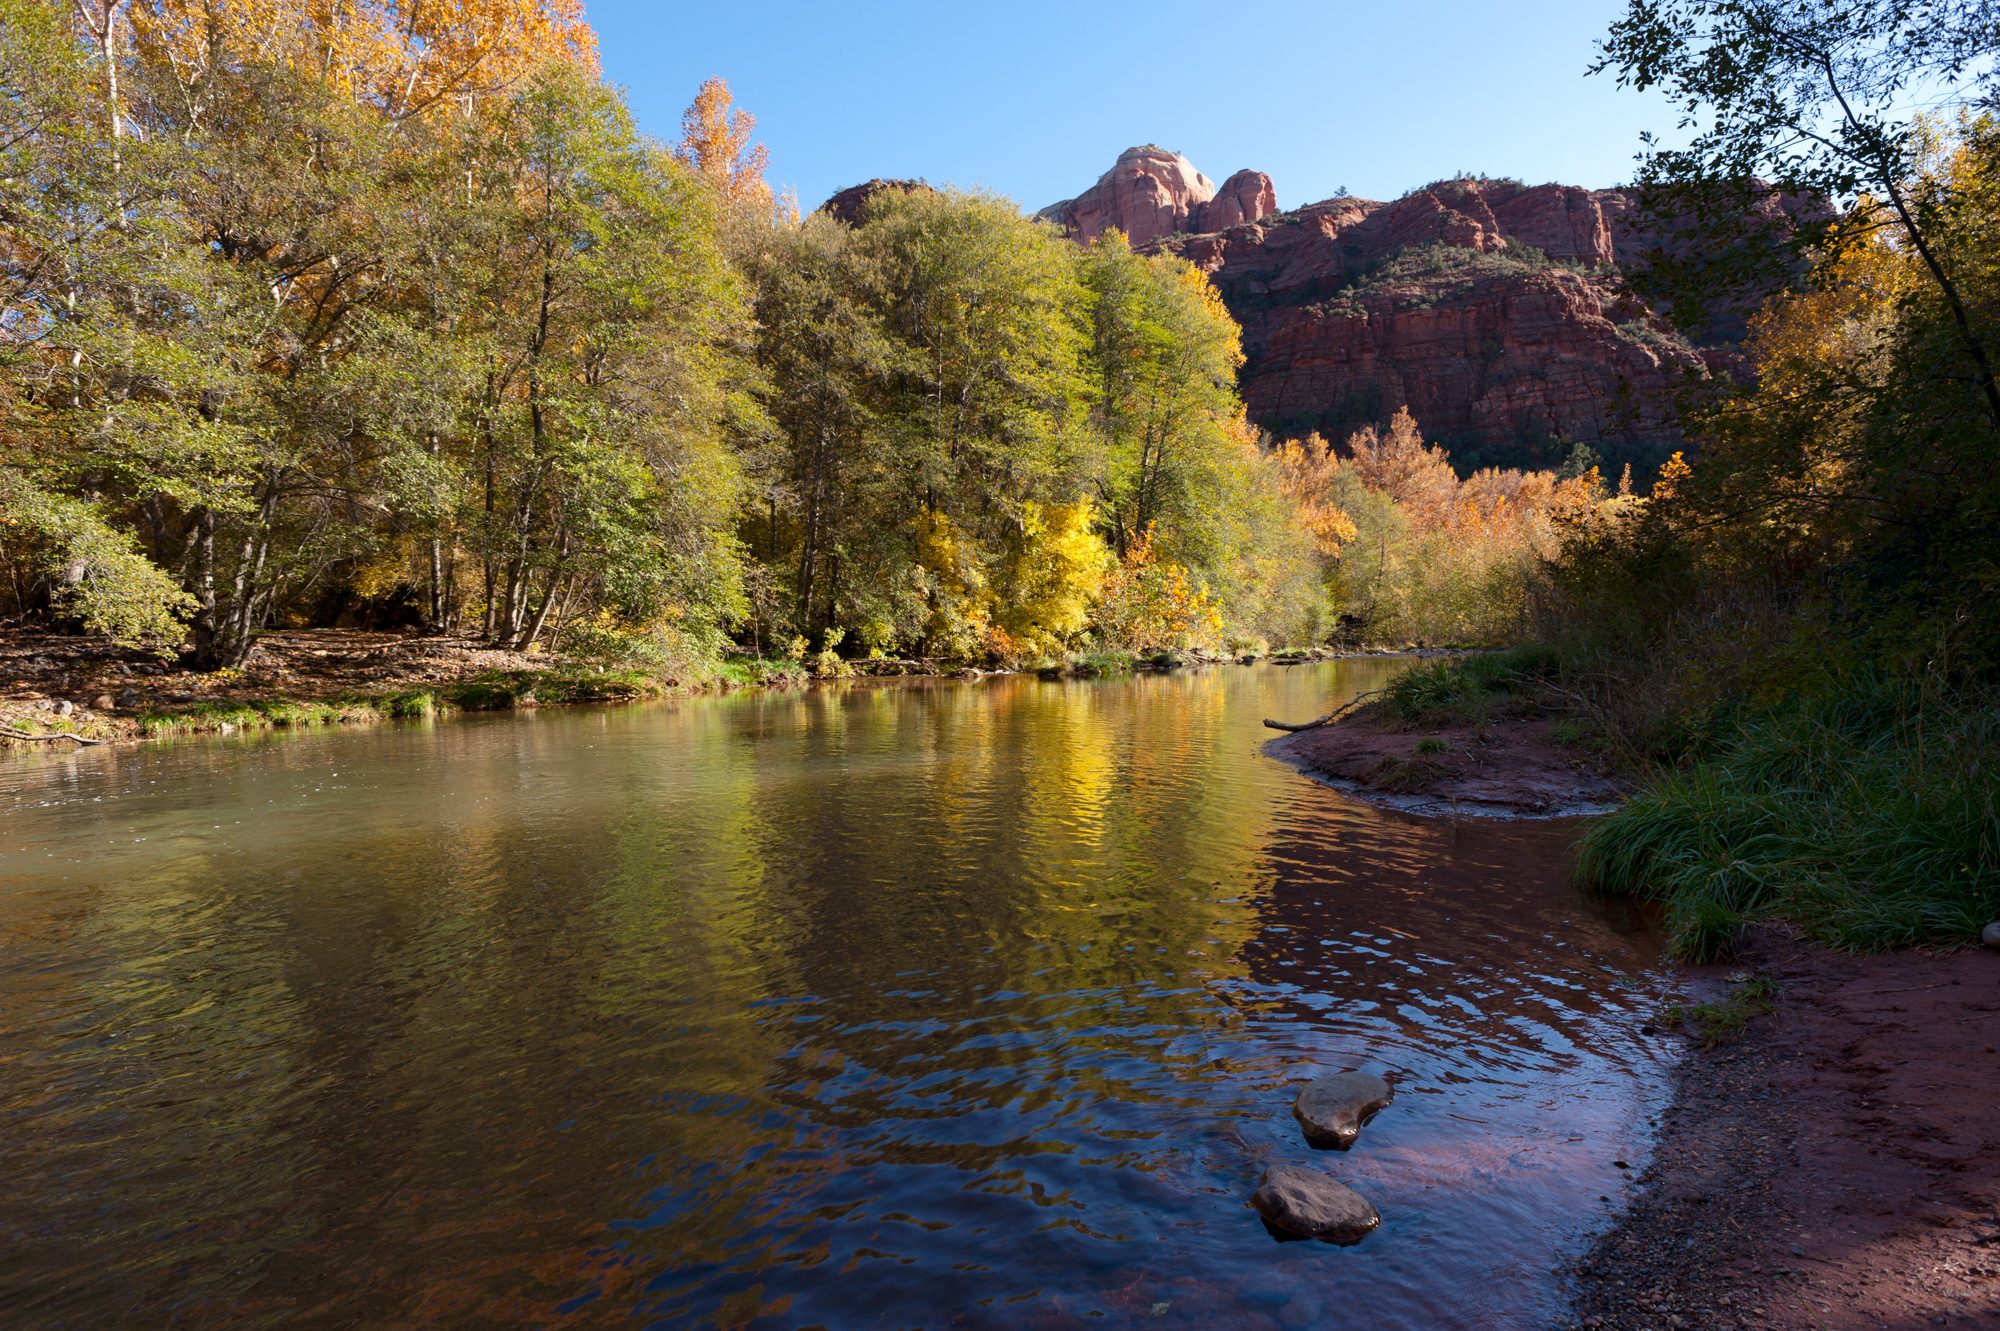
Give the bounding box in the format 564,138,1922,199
585,0,1678,214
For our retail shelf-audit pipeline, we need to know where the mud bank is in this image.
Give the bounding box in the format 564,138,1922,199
1264,708,1624,818
1571,927,2000,1330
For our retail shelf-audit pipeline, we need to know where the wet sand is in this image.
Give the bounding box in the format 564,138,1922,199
1571,927,2000,1330
1265,709,1624,818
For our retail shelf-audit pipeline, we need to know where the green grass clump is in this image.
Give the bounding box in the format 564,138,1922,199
714,656,810,688
135,697,377,737
1577,676,1999,958
1657,974,1781,1046
1070,651,1137,678
1382,643,1562,725
385,691,437,719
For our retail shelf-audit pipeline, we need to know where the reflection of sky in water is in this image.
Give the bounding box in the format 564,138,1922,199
0,662,1671,1329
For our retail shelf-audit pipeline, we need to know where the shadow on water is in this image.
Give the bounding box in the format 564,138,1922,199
0,661,1674,1329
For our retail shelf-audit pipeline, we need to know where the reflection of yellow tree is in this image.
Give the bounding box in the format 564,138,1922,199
0,666,1367,1322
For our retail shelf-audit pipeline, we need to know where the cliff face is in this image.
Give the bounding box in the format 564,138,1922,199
1047,159,1724,468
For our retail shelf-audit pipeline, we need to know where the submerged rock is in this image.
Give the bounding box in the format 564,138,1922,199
1251,1164,1381,1244
1293,1070,1394,1149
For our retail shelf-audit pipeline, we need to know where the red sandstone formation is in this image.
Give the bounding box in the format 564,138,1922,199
1038,146,1277,248
819,178,932,227
1150,175,1713,457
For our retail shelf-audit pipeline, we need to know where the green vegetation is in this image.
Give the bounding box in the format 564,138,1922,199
1550,5,2000,957
1380,644,1561,725
1321,242,1559,317
1577,678,1998,959
123,668,669,740
1656,974,1781,1046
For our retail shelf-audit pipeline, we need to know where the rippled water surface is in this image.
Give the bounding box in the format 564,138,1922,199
0,662,1670,1329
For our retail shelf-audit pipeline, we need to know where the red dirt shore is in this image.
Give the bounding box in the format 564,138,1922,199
1270,709,2000,1327
1571,927,2000,1330
1265,707,1625,817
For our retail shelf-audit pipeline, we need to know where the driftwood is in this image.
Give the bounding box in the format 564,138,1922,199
1262,688,1385,734
0,726,104,746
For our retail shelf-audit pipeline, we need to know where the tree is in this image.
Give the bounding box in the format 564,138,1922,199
1081,235,1246,563
1595,0,2000,428
1,1,750,667
674,76,771,209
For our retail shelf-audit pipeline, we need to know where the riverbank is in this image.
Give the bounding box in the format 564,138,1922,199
1571,926,2000,1330
1265,710,1624,817
0,630,1437,754
1261,648,1624,817
0,629,699,749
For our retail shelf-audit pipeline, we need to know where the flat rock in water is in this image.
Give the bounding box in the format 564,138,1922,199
1293,1070,1394,1148
1251,1164,1381,1245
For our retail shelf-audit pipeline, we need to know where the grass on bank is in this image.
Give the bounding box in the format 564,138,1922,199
1380,643,1562,725
1576,675,1998,960
1376,649,1999,959
133,667,667,738
1657,973,1781,1046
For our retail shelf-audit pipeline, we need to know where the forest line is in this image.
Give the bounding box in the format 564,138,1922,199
1,0,1613,679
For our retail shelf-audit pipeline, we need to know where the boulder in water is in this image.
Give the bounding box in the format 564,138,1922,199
1251,1164,1381,1244
1293,1070,1394,1148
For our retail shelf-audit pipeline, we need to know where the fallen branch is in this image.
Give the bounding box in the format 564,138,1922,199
1263,689,1385,733
0,726,105,746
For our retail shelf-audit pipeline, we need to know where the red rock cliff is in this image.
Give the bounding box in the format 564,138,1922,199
1050,157,1722,467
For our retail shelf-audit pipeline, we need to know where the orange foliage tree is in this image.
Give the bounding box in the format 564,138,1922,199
120,0,595,119
1094,524,1223,653
674,76,771,207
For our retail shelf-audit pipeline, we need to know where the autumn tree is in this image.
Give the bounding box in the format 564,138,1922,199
1595,0,2000,429
675,76,772,209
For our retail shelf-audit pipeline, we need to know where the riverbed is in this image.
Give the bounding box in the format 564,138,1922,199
0,661,1673,1328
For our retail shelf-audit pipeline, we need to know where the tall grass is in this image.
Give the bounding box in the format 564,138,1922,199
1576,675,1999,959
1381,643,1563,724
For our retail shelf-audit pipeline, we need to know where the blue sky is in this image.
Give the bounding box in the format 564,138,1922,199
586,1,1678,213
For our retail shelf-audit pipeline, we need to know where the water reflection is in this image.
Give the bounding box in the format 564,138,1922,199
0,663,1669,1328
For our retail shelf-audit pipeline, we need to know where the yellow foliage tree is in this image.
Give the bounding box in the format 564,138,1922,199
912,507,992,661
993,498,1112,660
674,75,771,208
124,0,595,118
1094,524,1223,653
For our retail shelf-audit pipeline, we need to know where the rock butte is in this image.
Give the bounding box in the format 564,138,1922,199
1293,1069,1395,1149
1251,1164,1382,1245
1037,145,1279,249
1036,148,1819,463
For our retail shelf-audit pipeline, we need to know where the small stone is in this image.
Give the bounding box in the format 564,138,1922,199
1250,1164,1380,1245
55,700,73,716
92,694,116,711
1292,1070,1394,1149
1982,921,2000,951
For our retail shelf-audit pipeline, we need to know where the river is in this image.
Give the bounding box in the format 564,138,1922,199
0,660,1670,1329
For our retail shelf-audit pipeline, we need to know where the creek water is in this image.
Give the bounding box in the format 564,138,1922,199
0,661,1672,1329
